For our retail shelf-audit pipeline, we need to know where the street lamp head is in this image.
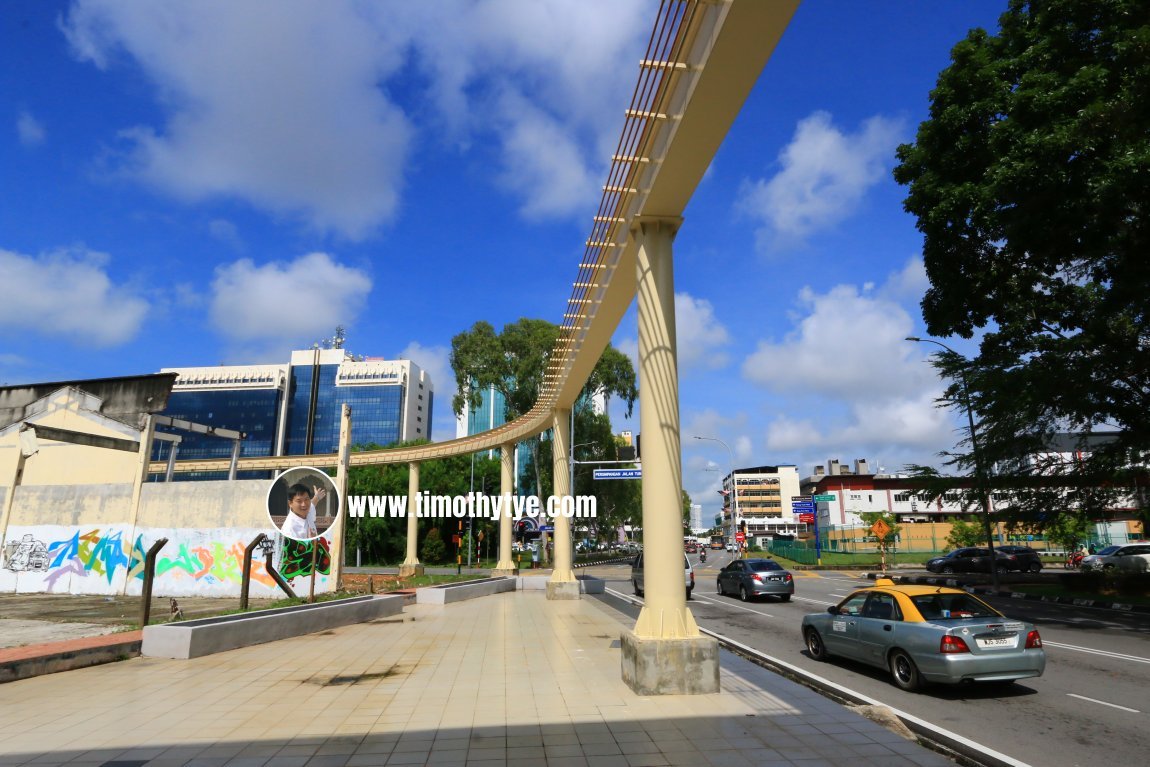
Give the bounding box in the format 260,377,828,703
905,336,921,342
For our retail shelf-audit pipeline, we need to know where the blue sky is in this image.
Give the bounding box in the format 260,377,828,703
1,1,1008,520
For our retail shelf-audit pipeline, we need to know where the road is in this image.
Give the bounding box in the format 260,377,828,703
585,551,1150,767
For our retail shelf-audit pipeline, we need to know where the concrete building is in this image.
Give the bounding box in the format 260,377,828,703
721,464,804,548
1,375,331,598
155,349,433,476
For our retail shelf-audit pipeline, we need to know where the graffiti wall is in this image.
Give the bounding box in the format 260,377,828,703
0,525,332,597
0,480,335,597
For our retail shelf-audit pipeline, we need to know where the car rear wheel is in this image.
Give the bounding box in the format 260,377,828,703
889,650,924,692
805,628,828,661
739,585,750,602
995,564,1009,574
1028,562,1042,573
716,579,724,596
778,594,791,602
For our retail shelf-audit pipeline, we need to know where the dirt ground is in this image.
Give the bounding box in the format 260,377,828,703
0,593,279,649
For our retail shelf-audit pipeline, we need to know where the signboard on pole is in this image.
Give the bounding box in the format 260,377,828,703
735,532,746,543
593,468,642,480
813,494,835,502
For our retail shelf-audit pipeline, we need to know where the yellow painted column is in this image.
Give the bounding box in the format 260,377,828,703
330,404,352,589
548,408,576,591
493,443,517,575
620,216,716,695
399,461,423,577
632,217,699,639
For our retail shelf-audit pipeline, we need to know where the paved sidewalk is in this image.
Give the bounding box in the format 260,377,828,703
0,591,955,767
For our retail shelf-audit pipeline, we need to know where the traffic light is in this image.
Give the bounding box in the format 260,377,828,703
635,433,641,460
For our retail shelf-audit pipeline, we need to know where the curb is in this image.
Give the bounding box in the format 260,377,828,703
862,572,1150,614
0,633,142,684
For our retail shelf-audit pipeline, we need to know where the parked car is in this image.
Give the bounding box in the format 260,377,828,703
725,543,736,552
801,578,1045,692
631,551,694,599
716,558,794,602
925,547,1026,574
994,545,1044,573
1080,542,1150,572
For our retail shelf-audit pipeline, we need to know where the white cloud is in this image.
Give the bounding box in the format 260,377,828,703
675,292,731,372
738,111,905,250
209,252,371,353
207,219,242,250
398,341,450,400
62,1,412,240
745,261,960,472
60,1,650,235
741,282,929,401
881,257,929,301
0,247,148,346
17,112,45,147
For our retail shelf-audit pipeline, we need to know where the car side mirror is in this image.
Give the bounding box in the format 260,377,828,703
827,606,840,615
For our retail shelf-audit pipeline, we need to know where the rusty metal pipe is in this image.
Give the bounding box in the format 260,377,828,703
240,534,267,610
264,546,296,599
139,538,168,628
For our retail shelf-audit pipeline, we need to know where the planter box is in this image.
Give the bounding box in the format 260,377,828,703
416,577,516,604
515,575,605,594
142,595,403,659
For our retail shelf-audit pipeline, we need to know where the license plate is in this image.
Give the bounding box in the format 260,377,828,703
975,636,1017,649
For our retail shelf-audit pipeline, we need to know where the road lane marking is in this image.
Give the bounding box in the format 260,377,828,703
1043,640,1150,665
690,593,775,618
828,593,848,598
792,596,835,606
1066,693,1140,713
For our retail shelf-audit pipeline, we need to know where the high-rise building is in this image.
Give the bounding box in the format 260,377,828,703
153,349,433,477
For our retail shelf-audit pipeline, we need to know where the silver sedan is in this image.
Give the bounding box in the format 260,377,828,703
801,579,1046,692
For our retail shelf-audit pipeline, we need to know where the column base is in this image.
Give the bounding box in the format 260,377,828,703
546,581,581,601
620,630,720,695
398,564,424,578
491,567,518,577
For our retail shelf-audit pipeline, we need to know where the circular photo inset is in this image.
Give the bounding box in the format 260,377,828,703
267,467,339,541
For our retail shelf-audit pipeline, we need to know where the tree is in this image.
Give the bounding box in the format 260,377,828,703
945,518,986,550
420,528,447,564
346,440,499,566
893,0,1150,534
450,317,639,499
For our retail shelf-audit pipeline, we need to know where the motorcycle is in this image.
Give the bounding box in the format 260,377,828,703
700,550,707,564
1065,551,1085,569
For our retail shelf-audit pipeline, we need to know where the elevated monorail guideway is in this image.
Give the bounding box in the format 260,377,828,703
149,0,798,478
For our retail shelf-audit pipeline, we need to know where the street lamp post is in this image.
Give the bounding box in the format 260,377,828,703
907,336,1001,592
692,436,740,556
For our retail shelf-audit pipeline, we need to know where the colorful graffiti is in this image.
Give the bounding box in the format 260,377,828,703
281,537,332,579
2,527,280,591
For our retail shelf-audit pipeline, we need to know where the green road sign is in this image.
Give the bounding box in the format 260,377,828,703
813,494,835,502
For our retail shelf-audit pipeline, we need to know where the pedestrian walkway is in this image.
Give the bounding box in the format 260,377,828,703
0,591,954,767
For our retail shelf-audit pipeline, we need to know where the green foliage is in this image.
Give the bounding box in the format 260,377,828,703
345,440,500,566
420,528,447,564
945,518,986,550
894,0,1150,534
449,317,638,420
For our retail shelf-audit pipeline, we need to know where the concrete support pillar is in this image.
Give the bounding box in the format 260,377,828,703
399,461,424,578
622,217,718,694
330,404,352,589
492,443,517,576
547,408,579,599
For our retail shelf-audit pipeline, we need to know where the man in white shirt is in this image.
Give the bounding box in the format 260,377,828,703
280,483,327,540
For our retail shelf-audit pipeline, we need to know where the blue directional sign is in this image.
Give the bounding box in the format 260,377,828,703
593,468,643,480
791,501,815,511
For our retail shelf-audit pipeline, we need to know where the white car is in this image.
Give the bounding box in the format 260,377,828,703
631,552,694,599
725,543,736,552
1080,543,1150,572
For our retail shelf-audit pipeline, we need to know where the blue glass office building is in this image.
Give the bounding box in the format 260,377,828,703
153,349,433,478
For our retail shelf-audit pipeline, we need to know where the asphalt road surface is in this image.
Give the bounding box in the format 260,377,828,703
586,551,1150,767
